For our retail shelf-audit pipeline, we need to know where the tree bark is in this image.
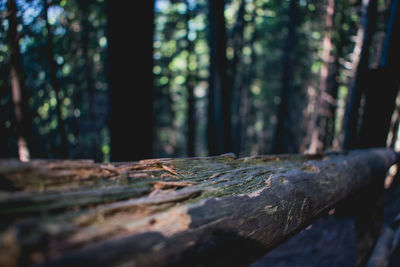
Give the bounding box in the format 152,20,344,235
44,0,68,159
7,0,32,162
207,0,232,156
0,148,396,266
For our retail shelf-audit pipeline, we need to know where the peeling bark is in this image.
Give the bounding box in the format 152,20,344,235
0,148,396,266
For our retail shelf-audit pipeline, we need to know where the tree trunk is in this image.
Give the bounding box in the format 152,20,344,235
307,0,337,154
207,0,232,156
7,0,32,162
229,0,246,156
273,0,298,154
79,1,95,121
358,0,400,148
238,14,258,156
44,0,68,159
324,0,348,149
106,0,155,161
186,0,196,157
0,106,10,158
78,0,103,161
386,91,400,148
342,0,378,149
0,148,396,266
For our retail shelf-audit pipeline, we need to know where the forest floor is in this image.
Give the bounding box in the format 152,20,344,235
251,182,400,267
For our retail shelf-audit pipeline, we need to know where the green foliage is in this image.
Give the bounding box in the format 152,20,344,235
1,0,390,160
154,0,209,157
1,0,109,160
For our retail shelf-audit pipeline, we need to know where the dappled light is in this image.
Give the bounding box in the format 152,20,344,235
1,0,400,266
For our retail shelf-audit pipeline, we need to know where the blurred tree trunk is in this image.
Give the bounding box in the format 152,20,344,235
323,0,349,149
345,4,400,264
207,0,232,156
185,0,196,157
79,1,95,120
236,9,258,156
239,29,258,156
273,0,298,154
229,0,246,156
79,0,102,161
307,0,337,153
342,0,377,149
106,0,154,161
7,0,32,161
387,92,400,148
0,84,13,158
0,112,8,158
44,0,68,159
358,0,400,148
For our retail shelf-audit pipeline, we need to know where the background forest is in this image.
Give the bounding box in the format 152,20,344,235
0,0,399,163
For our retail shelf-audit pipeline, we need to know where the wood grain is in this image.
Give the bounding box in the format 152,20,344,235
0,148,396,266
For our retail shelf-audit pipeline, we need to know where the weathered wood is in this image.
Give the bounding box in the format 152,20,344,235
366,227,394,267
0,148,396,266
366,213,400,267
354,169,386,267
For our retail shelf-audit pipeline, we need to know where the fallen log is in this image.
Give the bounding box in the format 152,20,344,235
0,148,396,266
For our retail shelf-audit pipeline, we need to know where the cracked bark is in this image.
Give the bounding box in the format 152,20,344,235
0,148,396,266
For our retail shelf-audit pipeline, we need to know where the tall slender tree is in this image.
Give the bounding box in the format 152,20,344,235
185,0,196,157
229,0,246,156
386,92,400,149
78,0,104,161
106,1,155,161
207,0,232,155
7,0,32,161
324,0,349,149
44,0,68,158
273,0,299,154
342,0,378,149
307,0,337,153
79,0,95,120
239,17,258,157
0,72,13,158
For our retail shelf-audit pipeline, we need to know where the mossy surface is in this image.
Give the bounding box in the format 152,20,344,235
0,149,396,266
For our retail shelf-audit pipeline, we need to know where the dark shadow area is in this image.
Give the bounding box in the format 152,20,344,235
251,215,356,267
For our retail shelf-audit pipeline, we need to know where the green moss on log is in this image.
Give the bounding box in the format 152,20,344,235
0,148,396,266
